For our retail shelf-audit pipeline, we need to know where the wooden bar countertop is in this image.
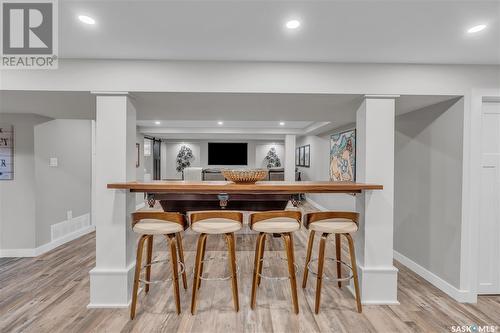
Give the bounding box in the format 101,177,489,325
107,181,383,194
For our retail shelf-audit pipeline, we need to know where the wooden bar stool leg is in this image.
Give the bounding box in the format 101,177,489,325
145,235,153,293
225,233,239,312
344,233,362,313
130,235,148,320
191,234,207,314
283,232,299,314
335,234,342,288
197,235,208,290
175,233,188,290
257,234,266,287
315,233,328,314
167,234,181,314
251,232,265,310
302,230,315,288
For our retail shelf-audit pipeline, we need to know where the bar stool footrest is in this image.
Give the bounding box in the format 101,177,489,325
257,257,299,281
307,257,353,282
194,256,240,281
139,259,185,284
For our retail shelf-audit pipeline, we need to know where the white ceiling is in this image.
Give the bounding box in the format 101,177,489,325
0,90,95,119
136,120,314,129
60,0,499,64
0,90,459,139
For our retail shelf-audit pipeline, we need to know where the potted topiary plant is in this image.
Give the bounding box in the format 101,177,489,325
176,145,194,173
264,147,281,169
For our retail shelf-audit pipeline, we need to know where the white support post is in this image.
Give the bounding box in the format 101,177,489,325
285,134,296,181
354,95,399,304
88,93,137,308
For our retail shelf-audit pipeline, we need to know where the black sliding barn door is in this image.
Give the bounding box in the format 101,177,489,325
152,139,161,180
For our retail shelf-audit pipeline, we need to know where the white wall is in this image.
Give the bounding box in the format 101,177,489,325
164,141,201,180
0,114,51,251
34,119,92,246
394,98,464,288
162,140,284,179
0,114,50,250
255,143,285,169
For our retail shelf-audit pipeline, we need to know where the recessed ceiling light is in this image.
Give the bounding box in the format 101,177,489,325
467,24,486,33
78,15,96,25
154,121,161,125
285,20,301,30
217,121,224,125
279,122,285,126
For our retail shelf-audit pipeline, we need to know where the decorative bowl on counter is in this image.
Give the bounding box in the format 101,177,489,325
222,169,268,184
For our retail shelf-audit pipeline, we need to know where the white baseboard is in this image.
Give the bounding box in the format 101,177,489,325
393,250,472,302
88,262,136,308
0,248,37,257
0,215,95,258
87,302,131,309
36,224,95,256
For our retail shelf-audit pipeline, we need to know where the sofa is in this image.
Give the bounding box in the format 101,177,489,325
182,167,300,181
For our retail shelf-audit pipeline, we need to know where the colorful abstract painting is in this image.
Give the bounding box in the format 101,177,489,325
330,129,356,181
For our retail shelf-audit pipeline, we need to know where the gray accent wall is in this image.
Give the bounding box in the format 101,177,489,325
0,113,51,250
34,119,92,246
394,97,464,288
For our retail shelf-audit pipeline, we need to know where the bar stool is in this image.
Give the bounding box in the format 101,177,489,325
249,210,302,314
190,211,243,314
302,211,362,314
130,211,188,319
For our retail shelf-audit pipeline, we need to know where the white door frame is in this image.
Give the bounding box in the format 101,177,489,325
461,89,500,302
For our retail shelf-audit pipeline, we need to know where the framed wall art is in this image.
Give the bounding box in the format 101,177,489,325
304,145,310,167
296,144,310,167
330,129,356,181
0,124,14,180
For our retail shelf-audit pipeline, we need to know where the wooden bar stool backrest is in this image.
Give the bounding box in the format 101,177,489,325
190,211,244,225
131,211,187,229
303,211,359,229
250,210,302,229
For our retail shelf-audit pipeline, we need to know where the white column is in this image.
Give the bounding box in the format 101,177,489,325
354,95,399,304
284,134,296,181
88,93,137,308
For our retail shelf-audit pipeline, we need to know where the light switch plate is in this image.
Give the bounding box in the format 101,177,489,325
49,157,58,167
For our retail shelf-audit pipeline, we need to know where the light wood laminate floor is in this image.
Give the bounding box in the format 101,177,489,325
1,203,499,333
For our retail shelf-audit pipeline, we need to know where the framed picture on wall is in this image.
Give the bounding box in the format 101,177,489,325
0,124,14,180
136,143,140,168
304,145,310,167
295,147,300,166
299,146,305,166
330,129,356,181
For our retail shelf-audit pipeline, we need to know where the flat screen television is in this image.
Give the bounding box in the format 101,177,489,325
208,142,248,165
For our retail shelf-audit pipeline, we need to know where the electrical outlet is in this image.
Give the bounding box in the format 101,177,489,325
49,157,58,167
